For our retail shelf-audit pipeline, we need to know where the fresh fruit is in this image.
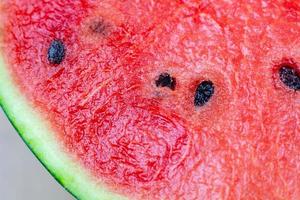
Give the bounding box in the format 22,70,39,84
0,1,299,199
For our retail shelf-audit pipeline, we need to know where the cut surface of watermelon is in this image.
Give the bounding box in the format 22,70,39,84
0,1,300,199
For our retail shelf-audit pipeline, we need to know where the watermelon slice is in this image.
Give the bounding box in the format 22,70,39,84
0,1,299,199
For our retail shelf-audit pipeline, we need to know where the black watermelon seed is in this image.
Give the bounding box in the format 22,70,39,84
47,39,65,65
279,66,300,91
194,80,214,107
155,73,176,90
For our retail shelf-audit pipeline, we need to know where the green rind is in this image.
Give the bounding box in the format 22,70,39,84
0,55,127,200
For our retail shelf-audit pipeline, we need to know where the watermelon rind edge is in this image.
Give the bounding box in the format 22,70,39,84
0,54,127,200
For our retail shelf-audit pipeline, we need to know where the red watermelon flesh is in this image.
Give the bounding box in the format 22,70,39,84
1,0,300,199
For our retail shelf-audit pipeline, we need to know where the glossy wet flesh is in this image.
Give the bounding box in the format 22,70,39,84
1,1,300,199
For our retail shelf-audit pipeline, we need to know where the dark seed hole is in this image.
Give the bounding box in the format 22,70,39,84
155,73,176,90
279,65,300,91
89,19,107,34
194,80,214,107
47,39,65,65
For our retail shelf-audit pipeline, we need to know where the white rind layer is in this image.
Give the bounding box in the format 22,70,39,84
0,54,127,200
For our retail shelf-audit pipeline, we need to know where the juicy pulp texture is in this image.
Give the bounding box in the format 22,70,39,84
1,0,300,199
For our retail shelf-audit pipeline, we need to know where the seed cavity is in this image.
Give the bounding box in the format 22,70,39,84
47,39,65,65
279,65,300,91
194,80,214,107
89,19,108,34
86,17,112,37
155,73,176,90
